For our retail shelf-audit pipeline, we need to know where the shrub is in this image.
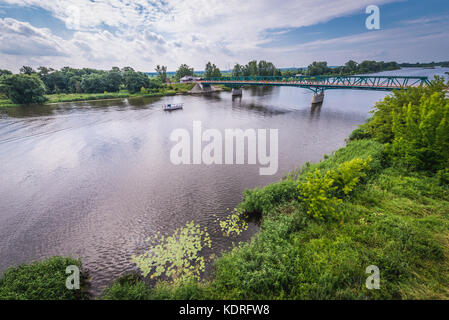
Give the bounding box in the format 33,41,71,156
298,169,342,221
367,77,446,144
298,158,371,221
389,92,449,171
0,74,47,104
348,125,372,141
436,168,449,186
238,178,298,215
0,257,87,300
102,274,150,300
332,157,372,196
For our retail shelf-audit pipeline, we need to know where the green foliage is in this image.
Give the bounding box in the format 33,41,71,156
218,209,248,237
80,73,106,93
208,166,449,300
348,125,372,141
238,177,298,215
155,65,167,83
298,169,342,221
131,221,212,282
20,66,36,75
175,64,194,81
363,77,449,171
298,157,371,221
230,60,281,78
304,60,399,76
204,62,221,78
389,92,449,171
102,274,150,300
0,74,47,104
123,70,150,94
0,257,87,300
366,77,446,144
333,157,372,196
436,168,449,186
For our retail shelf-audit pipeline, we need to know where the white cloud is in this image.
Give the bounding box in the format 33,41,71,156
0,0,447,72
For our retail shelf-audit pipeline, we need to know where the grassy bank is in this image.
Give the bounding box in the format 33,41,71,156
101,78,449,300
0,84,231,108
0,257,88,300
1,79,448,300
0,83,197,107
101,139,448,300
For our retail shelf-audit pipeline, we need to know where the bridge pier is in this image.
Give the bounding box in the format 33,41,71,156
232,88,242,96
312,91,324,104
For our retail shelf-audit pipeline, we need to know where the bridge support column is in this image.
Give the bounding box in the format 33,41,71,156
232,88,242,96
312,91,324,104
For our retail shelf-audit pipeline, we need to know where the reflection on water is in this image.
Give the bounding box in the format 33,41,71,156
0,68,447,295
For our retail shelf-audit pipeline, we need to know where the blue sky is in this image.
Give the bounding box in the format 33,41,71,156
0,0,448,72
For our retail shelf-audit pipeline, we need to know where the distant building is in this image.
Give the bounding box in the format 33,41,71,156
180,76,203,83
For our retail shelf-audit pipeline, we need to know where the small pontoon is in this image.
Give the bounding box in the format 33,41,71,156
162,103,183,111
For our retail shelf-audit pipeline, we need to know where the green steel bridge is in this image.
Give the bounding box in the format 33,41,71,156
199,75,430,103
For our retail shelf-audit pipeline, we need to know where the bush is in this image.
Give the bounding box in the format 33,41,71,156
388,92,449,171
0,74,47,104
102,274,150,300
0,257,87,300
298,158,371,221
298,169,342,221
238,178,298,215
348,125,372,141
436,168,449,186
366,77,446,144
333,157,372,196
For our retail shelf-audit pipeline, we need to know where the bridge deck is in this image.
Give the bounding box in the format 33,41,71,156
200,75,430,92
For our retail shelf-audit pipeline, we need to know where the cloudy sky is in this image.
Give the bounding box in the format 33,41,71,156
0,0,448,72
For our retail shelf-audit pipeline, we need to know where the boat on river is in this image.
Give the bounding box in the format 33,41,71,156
162,103,183,111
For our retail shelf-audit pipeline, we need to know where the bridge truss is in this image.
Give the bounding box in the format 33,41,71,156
200,75,430,93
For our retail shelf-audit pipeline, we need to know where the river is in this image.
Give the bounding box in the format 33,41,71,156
0,67,447,294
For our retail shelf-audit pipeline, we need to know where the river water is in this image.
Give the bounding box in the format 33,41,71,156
0,68,447,294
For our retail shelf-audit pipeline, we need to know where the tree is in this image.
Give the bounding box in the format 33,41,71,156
104,69,122,92
123,71,150,93
46,71,68,93
237,60,281,77
155,65,167,83
204,62,221,78
20,66,36,75
0,74,47,104
175,64,194,81
80,73,106,93
0,69,12,77
306,61,331,76
245,60,258,76
232,64,243,77
344,60,358,73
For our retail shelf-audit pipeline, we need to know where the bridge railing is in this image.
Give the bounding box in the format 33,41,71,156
202,75,430,88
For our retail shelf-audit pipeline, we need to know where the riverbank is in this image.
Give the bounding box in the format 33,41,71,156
1,78,448,300
0,83,230,108
102,78,449,300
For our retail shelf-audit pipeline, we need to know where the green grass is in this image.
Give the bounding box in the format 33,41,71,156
0,257,89,300
1,83,198,106
0,98,20,108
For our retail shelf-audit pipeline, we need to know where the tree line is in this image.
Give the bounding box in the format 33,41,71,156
300,60,400,76
0,66,164,104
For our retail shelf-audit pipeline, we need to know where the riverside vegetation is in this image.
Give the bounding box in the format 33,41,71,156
1,77,448,300
0,59,409,108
